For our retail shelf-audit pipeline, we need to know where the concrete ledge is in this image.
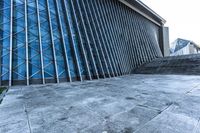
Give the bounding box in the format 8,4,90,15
133,54,200,75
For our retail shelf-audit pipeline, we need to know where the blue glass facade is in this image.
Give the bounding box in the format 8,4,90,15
0,0,163,86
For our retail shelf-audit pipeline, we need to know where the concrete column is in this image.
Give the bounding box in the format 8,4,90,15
159,26,170,57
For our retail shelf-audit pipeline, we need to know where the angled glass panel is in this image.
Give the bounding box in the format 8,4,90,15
48,0,68,79
38,2,55,79
27,0,42,79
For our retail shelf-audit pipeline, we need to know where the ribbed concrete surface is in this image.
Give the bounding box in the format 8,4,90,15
133,54,200,75
1,74,200,133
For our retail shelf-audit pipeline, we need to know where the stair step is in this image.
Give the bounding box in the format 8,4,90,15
133,54,200,75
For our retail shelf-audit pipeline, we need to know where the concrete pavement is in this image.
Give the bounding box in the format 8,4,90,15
1,74,200,133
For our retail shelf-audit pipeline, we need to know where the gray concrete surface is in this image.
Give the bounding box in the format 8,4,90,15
1,74,200,133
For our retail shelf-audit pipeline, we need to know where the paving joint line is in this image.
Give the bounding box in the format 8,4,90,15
20,86,32,133
186,83,200,94
133,103,174,133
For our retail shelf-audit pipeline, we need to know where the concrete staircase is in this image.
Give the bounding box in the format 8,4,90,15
133,54,200,75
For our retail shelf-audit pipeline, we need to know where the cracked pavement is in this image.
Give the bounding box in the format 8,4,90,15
1,74,200,133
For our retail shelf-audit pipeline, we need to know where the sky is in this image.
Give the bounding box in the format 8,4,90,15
141,0,200,45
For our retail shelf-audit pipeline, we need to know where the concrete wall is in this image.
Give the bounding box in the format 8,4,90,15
159,27,170,57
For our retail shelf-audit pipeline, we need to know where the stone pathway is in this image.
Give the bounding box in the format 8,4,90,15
1,74,200,133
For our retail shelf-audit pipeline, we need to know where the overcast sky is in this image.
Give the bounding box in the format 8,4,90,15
141,0,200,45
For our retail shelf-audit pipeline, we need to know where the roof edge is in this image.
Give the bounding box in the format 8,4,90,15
118,0,166,26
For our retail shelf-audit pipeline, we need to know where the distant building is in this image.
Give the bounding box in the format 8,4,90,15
170,38,200,56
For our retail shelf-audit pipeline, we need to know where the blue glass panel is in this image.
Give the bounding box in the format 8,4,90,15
12,2,26,80
39,2,55,79
1,38,10,80
48,0,68,79
66,0,89,77
0,1,11,82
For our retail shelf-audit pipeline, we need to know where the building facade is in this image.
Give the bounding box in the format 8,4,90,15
0,0,166,86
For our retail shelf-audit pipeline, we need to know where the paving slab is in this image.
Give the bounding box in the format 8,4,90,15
1,74,200,133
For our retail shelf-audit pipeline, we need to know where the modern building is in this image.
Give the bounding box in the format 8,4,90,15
0,0,168,86
170,38,200,56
